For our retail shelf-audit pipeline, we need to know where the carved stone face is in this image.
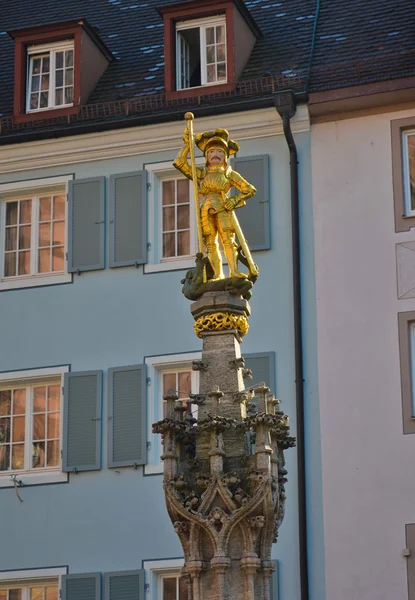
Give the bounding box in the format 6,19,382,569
206,147,226,167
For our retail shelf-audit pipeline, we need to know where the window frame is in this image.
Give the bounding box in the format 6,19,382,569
0,568,66,600
398,311,415,434
26,40,75,114
143,559,186,600
402,129,415,218
0,366,69,487
145,160,199,274
391,116,415,232
144,352,201,475
175,15,227,91
0,175,73,291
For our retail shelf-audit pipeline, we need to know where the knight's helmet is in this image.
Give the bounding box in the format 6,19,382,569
195,128,240,162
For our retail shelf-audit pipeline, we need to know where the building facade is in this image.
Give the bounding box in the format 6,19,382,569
0,0,324,595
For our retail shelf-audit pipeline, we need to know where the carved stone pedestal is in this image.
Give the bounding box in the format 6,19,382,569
153,292,295,600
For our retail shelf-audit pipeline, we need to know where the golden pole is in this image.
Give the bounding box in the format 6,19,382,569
184,112,205,256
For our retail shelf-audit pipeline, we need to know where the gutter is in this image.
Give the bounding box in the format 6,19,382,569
274,90,309,600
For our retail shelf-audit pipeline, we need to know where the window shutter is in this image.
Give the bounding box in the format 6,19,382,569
270,559,279,599
109,171,147,267
62,573,101,600
244,351,276,394
63,370,102,472
232,155,270,251
407,524,415,599
108,365,147,468
68,177,106,272
104,570,145,600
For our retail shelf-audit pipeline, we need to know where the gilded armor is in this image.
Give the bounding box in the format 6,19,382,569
173,127,256,280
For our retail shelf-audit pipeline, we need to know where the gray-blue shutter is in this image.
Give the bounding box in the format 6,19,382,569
108,365,146,468
109,171,147,267
68,177,106,272
244,351,276,394
270,560,279,599
232,155,270,251
104,570,145,600
63,370,102,472
62,573,101,600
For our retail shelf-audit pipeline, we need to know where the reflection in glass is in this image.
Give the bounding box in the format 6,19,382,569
39,197,51,221
163,181,175,205
33,414,46,440
6,202,18,226
34,387,46,413
48,386,60,411
38,249,50,273
18,251,31,276
5,252,17,277
52,247,64,272
0,445,10,471
32,442,45,469
19,200,32,224
12,444,24,469
177,231,190,256
6,227,17,252
163,233,175,258
47,440,59,467
13,389,26,415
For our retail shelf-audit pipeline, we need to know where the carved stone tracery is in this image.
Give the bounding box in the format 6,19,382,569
153,292,295,600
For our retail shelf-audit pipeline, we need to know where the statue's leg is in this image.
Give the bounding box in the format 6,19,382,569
203,210,224,280
217,214,247,278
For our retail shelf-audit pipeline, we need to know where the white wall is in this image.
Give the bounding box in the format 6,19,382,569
311,107,415,600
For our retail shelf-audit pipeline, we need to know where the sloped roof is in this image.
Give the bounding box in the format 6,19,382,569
0,0,414,139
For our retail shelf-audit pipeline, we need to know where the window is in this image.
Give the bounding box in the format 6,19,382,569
158,0,260,97
391,117,415,232
159,573,188,600
176,17,226,90
27,42,74,112
144,560,188,600
0,176,72,290
9,19,113,120
145,352,200,474
398,311,415,434
403,130,415,217
0,579,58,600
0,367,68,487
0,569,66,600
146,161,197,273
161,178,192,260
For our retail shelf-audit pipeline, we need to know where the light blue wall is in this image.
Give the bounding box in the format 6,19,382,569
0,123,324,600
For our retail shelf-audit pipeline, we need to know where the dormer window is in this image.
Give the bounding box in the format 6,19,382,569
8,19,113,122
176,16,227,90
27,41,74,112
158,0,261,98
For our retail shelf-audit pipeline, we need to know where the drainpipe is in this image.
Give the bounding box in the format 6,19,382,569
274,90,309,600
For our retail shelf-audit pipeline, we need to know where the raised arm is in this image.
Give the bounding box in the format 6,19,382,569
224,169,257,211
173,128,202,181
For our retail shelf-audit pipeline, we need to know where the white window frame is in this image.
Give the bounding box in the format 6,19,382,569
145,160,201,274
0,567,66,600
0,175,73,290
0,366,69,488
144,559,185,600
26,40,74,113
145,352,201,475
403,129,415,217
175,15,227,91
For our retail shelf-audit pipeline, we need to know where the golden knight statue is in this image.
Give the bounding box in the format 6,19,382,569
174,113,258,282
